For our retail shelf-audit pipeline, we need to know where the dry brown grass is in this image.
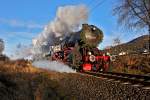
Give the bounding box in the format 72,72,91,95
0,59,40,74
111,54,150,74
0,59,76,100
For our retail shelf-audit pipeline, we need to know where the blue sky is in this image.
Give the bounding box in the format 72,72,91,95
0,0,147,56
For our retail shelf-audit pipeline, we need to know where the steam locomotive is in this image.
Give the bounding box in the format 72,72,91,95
51,24,110,72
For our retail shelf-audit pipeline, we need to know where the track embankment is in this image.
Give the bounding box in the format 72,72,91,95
0,60,150,100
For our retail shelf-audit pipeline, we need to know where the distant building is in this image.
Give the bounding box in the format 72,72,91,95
119,51,127,56
142,49,149,54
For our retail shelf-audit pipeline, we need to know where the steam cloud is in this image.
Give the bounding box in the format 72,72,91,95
32,4,88,55
11,44,32,60
32,60,76,73
0,39,4,55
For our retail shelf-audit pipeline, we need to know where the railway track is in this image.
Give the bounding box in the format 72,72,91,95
83,71,150,87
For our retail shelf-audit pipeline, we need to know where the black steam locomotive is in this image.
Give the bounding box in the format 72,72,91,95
51,24,110,72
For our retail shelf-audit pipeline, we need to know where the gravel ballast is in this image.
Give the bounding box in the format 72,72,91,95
57,73,150,100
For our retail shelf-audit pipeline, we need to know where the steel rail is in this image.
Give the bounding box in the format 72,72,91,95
83,71,150,86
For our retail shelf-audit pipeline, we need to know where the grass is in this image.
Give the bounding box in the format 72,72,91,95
0,59,77,100
112,67,144,74
111,54,150,75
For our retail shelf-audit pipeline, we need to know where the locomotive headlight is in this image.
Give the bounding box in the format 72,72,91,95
89,55,96,62
92,27,96,31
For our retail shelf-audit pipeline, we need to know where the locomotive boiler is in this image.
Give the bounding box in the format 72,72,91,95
51,24,110,72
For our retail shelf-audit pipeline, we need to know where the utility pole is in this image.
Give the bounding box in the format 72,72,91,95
148,24,150,53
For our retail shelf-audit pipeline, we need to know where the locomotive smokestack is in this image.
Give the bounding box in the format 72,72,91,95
82,24,89,30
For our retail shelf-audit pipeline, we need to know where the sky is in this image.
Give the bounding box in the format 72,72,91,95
0,0,147,57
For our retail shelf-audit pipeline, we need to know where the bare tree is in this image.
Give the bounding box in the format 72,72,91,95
113,37,121,46
113,0,150,51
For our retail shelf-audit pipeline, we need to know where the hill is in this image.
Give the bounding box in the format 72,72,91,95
107,35,149,55
105,35,150,74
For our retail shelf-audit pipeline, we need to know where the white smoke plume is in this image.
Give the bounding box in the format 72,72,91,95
11,44,32,60
32,4,88,55
32,60,76,73
0,39,4,55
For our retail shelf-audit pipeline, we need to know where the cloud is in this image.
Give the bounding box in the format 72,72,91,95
0,18,44,29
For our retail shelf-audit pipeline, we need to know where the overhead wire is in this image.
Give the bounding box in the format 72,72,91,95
89,0,107,14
